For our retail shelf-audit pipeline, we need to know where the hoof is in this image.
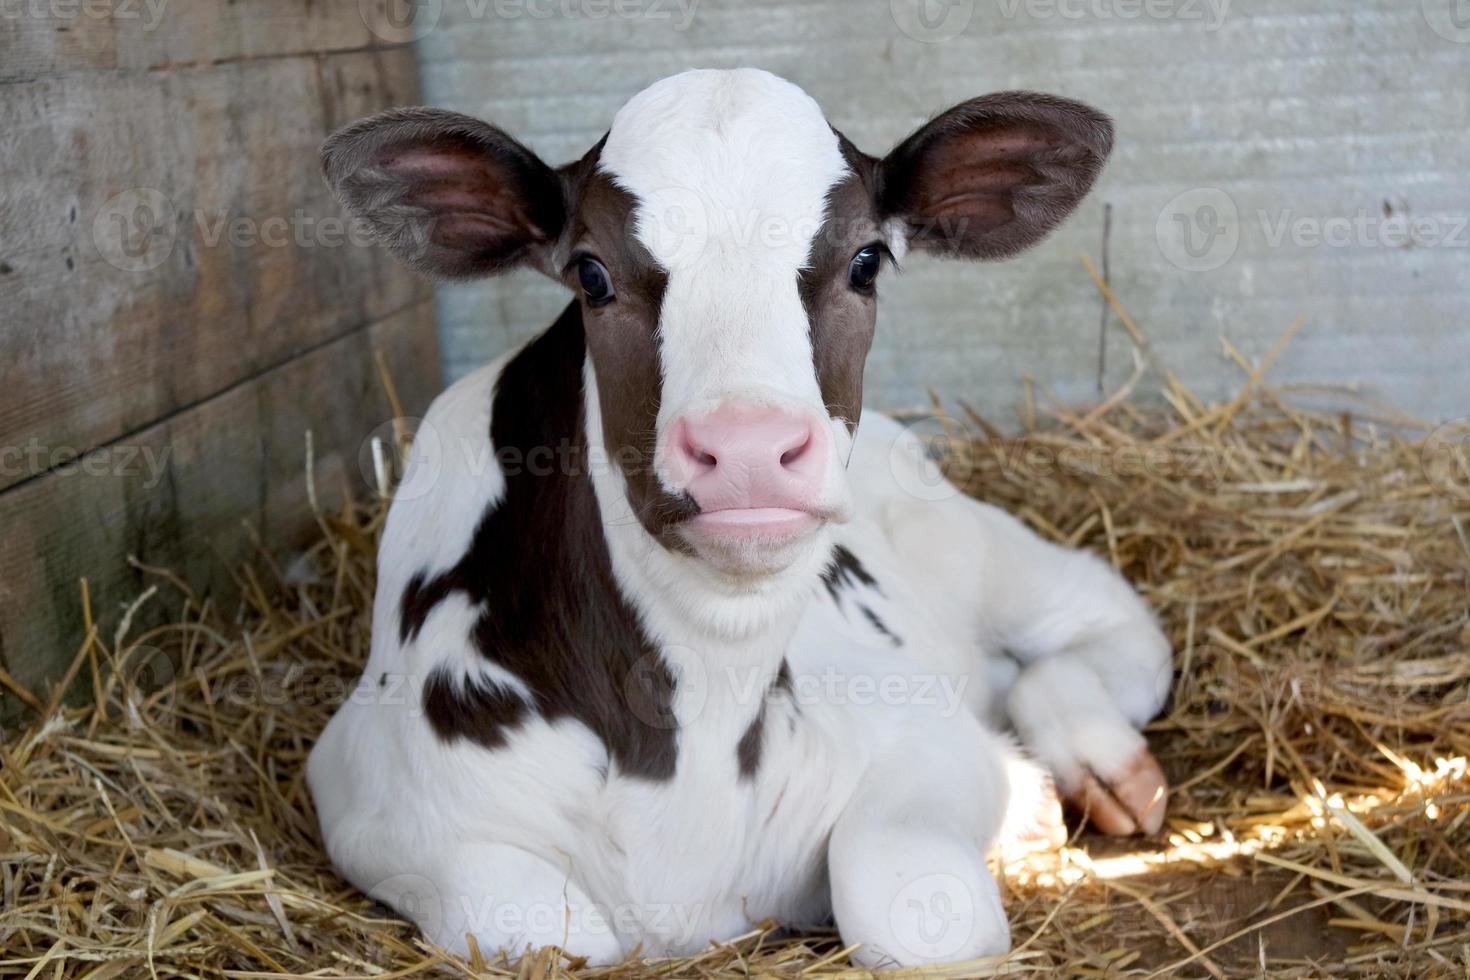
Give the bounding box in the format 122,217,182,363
1067,749,1168,835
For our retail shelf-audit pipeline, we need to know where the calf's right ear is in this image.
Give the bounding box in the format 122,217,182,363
322,107,565,279
878,92,1113,261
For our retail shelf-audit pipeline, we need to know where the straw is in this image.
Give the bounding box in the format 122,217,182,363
1,295,1466,978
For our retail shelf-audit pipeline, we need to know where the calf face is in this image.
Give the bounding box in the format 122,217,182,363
323,69,1111,577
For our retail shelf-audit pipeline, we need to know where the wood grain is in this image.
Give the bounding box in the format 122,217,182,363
0,3,443,705
0,46,424,495
0,300,440,707
0,1,412,81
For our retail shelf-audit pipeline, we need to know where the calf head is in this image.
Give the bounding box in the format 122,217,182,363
323,69,1110,586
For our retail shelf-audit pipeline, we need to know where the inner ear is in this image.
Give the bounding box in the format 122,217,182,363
322,108,566,279
879,93,1113,261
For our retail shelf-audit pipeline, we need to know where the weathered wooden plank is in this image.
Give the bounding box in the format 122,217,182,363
0,45,425,494
0,1,415,82
0,300,440,710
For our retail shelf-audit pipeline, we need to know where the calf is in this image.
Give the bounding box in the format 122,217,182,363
308,68,1172,967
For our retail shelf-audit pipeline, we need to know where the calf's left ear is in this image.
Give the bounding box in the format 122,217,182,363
878,92,1112,260
321,107,566,279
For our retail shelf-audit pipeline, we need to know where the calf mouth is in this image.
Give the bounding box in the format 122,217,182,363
673,501,848,577
689,506,819,536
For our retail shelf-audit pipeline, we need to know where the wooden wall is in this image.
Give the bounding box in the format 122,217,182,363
0,4,439,711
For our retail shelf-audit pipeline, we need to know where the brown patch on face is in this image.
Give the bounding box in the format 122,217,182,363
800,137,884,430
559,155,696,546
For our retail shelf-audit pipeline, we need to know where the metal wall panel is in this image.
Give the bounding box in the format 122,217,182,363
417,0,1469,424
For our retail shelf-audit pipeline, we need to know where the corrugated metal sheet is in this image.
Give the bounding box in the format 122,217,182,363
417,0,1469,424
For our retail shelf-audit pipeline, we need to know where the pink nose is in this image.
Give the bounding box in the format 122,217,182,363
668,404,827,513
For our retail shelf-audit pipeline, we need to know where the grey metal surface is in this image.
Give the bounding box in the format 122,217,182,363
415,0,1469,425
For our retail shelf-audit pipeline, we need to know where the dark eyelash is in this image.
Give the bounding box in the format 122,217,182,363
870,241,898,270
562,252,592,277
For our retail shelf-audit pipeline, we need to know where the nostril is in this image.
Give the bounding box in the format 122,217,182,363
674,422,719,473
779,431,812,469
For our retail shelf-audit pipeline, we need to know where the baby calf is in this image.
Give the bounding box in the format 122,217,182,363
309,68,1172,967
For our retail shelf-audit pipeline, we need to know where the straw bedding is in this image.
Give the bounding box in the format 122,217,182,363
2,322,1468,979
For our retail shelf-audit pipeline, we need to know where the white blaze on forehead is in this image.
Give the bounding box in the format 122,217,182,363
597,69,852,439
599,68,849,274
593,70,859,551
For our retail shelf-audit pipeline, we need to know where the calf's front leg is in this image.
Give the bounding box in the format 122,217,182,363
368,842,625,966
882,491,1174,835
828,713,1014,967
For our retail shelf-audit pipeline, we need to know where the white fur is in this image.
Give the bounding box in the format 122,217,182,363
309,379,1171,966
601,69,855,532
308,70,1172,968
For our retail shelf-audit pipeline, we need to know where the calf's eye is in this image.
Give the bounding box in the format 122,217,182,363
578,257,615,305
848,245,881,290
